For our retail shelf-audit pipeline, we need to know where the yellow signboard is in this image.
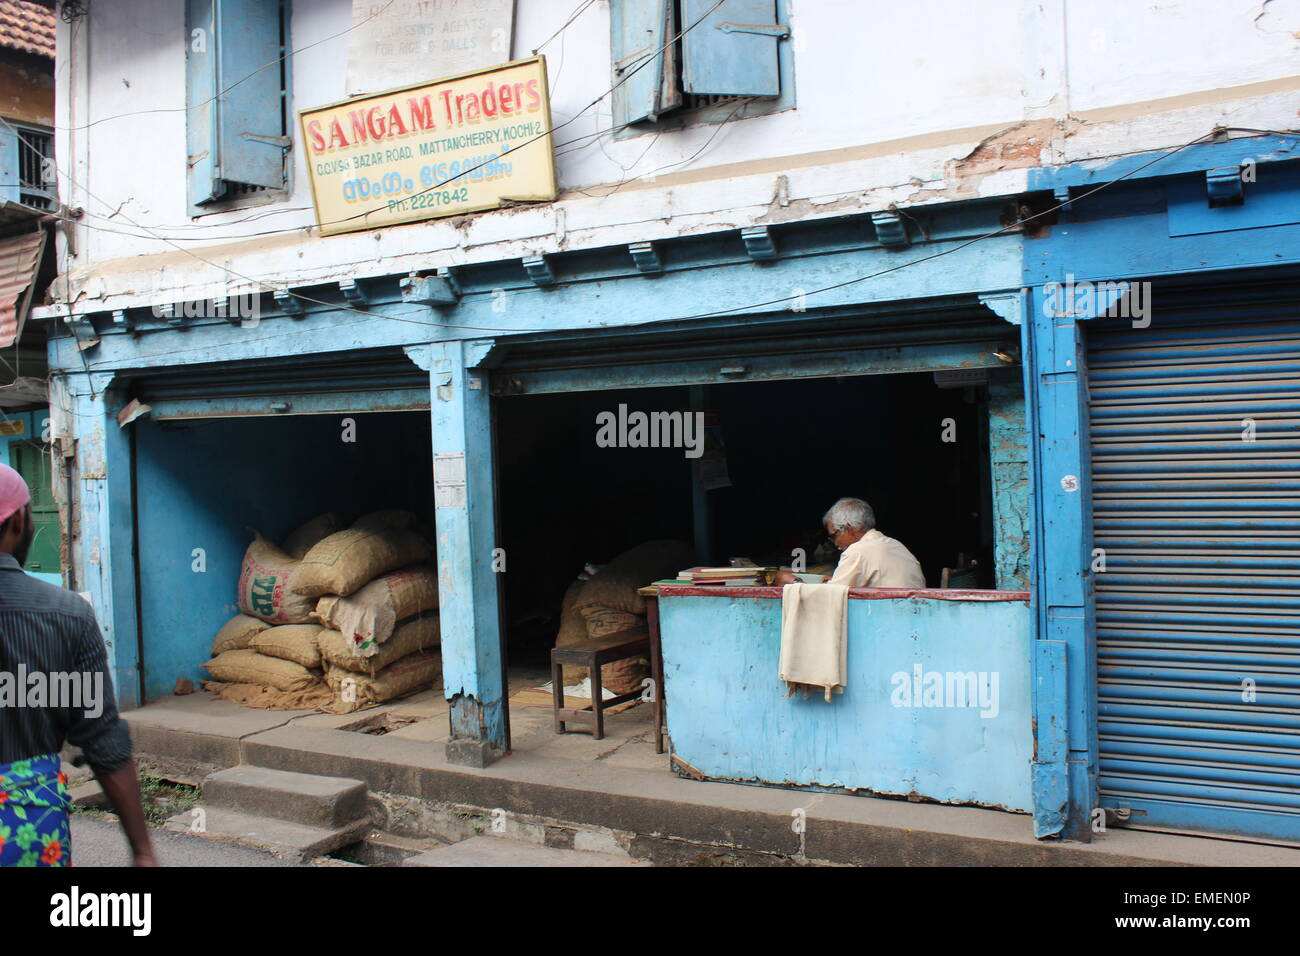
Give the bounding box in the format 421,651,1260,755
300,55,556,236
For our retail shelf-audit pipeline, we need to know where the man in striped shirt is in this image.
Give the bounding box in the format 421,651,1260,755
0,463,155,866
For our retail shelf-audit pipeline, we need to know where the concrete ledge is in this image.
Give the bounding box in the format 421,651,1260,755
124,696,1300,867
128,723,244,769
125,698,306,769
234,723,1300,867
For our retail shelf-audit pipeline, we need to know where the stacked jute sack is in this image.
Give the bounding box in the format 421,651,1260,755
204,510,440,714
554,540,694,695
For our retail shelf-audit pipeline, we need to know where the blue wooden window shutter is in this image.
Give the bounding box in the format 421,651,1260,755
610,0,677,126
682,0,786,97
186,0,219,207
0,123,21,204
186,0,286,211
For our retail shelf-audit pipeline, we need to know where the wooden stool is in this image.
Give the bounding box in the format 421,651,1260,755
551,628,650,740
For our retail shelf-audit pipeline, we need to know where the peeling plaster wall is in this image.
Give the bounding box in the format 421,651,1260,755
42,0,1300,315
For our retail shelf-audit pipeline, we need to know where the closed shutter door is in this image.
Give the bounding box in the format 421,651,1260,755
1088,312,1300,842
491,301,1014,395
129,348,429,419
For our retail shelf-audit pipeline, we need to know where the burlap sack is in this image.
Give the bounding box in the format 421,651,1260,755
211,614,270,656
202,679,338,713
580,606,647,696
237,532,318,624
282,513,339,560
312,565,438,652
575,540,693,616
288,526,431,598
318,613,440,675
553,579,593,681
326,650,439,711
249,624,325,668
203,649,322,692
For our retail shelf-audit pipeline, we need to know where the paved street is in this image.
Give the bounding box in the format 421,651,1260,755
69,816,306,867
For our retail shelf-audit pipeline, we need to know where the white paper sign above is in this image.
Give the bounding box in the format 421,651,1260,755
347,0,517,96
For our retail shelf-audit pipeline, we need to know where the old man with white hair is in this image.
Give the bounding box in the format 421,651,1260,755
774,497,926,588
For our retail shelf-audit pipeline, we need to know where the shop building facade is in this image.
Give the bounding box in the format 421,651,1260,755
35,0,1300,843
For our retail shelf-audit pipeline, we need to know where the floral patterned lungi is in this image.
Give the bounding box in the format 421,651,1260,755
0,753,71,866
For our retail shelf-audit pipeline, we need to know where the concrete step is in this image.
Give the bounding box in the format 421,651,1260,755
164,807,371,862
68,778,109,809
402,835,649,867
202,765,368,829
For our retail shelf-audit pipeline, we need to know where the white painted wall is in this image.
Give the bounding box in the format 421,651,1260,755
43,0,1300,312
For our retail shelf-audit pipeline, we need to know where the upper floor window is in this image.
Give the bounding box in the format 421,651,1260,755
0,123,55,211
610,0,793,134
185,0,291,215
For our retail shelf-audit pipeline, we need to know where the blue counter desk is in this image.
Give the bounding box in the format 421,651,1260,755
658,586,1034,812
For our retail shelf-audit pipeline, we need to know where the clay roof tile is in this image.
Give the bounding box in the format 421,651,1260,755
0,1,55,60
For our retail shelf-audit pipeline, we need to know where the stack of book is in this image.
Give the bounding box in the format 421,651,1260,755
680,567,773,586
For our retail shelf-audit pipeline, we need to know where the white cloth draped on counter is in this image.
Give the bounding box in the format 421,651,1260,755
778,582,849,702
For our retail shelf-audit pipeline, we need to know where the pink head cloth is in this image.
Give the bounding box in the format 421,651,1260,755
0,463,30,524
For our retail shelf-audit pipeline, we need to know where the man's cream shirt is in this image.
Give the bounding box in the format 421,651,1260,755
827,528,926,588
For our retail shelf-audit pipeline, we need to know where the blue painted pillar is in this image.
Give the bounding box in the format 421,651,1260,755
60,372,142,710
987,377,1030,591
409,340,506,766
1021,290,1097,840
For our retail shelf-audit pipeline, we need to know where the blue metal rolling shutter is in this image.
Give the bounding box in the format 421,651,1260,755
128,348,430,420
489,297,1014,394
1088,305,1300,842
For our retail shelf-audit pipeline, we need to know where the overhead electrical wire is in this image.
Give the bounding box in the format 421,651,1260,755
311,0,729,232
52,0,401,134
52,0,602,232
15,11,1298,366
56,113,686,243
46,125,1295,377
16,0,730,258
38,124,1300,356
532,0,598,54
671,128,1283,324
56,0,727,242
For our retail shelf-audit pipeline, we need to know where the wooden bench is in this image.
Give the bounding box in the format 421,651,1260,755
551,628,650,740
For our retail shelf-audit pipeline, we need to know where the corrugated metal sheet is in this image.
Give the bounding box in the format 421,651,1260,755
0,375,46,407
0,199,47,234
1088,310,1300,840
0,228,45,349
